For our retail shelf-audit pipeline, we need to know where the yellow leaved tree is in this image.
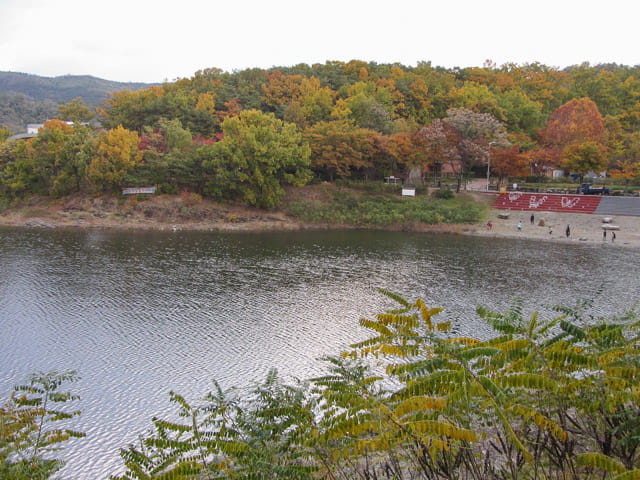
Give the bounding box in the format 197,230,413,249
87,125,142,193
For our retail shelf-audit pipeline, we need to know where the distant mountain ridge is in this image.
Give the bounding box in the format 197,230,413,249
0,71,153,105
0,71,154,133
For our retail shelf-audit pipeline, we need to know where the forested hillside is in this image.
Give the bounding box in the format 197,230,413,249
0,72,152,132
1,60,640,208
0,93,59,133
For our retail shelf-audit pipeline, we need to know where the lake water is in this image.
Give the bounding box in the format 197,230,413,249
1,227,639,479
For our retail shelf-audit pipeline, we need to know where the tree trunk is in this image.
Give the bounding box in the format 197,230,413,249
408,165,423,185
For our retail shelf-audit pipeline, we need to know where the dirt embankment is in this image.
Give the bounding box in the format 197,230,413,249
0,193,310,232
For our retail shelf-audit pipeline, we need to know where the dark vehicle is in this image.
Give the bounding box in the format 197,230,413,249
577,183,610,195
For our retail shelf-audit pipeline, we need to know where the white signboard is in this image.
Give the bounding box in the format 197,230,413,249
122,187,157,195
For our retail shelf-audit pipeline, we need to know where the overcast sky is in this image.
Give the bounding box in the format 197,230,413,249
0,0,638,84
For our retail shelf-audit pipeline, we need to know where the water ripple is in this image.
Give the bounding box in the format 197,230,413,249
1,228,639,478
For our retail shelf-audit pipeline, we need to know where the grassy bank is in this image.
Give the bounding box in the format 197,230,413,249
0,183,489,231
284,182,487,227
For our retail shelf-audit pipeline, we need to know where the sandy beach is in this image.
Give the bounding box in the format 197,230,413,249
467,209,640,249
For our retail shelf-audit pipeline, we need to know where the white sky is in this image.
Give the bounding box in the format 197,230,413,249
0,0,638,84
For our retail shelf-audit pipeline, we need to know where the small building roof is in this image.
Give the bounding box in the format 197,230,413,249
7,132,37,141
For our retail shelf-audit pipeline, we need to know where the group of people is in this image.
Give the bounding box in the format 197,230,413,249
515,214,562,235
488,212,619,244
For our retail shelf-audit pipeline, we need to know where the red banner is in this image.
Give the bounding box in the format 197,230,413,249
493,192,601,214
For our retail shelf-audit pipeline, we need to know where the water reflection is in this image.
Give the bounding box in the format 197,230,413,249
1,227,638,478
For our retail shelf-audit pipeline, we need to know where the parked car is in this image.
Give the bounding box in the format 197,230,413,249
576,183,610,195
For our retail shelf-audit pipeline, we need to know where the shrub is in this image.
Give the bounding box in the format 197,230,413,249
181,191,203,207
158,183,179,194
111,292,640,479
0,371,84,479
432,188,455,199
286,189,484,226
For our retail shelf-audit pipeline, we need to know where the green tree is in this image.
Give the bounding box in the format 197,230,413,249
155,118,191,152
0,139,44,198
0,126,10,143
297,76,334,126
27,119,95,197
53,124,95,196
496,88,544,137
201,110,311,208
448,81,506,122
562,141,608,183
567,63,621,116
56,97,95,123
345,93,394,134
17,121,72,196
391,73,433,124
146,118,202,192
100,87,164,132
611,130,640,191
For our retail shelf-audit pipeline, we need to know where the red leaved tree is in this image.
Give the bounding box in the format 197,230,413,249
536,98,607,181
490,145,530,188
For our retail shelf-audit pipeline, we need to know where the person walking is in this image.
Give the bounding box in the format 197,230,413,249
566,225,570,238
603,229,607,240
530,213,535,225
517,221,522,232
612,232,616,243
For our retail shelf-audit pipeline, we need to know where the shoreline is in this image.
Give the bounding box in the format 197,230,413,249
1,209,639,249
1,194,639,248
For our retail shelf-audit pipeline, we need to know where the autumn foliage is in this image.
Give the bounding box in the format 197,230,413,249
543,98,605,146
490,145,530,184
538,97,608,174
2,60,640,203
87,125,142,191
